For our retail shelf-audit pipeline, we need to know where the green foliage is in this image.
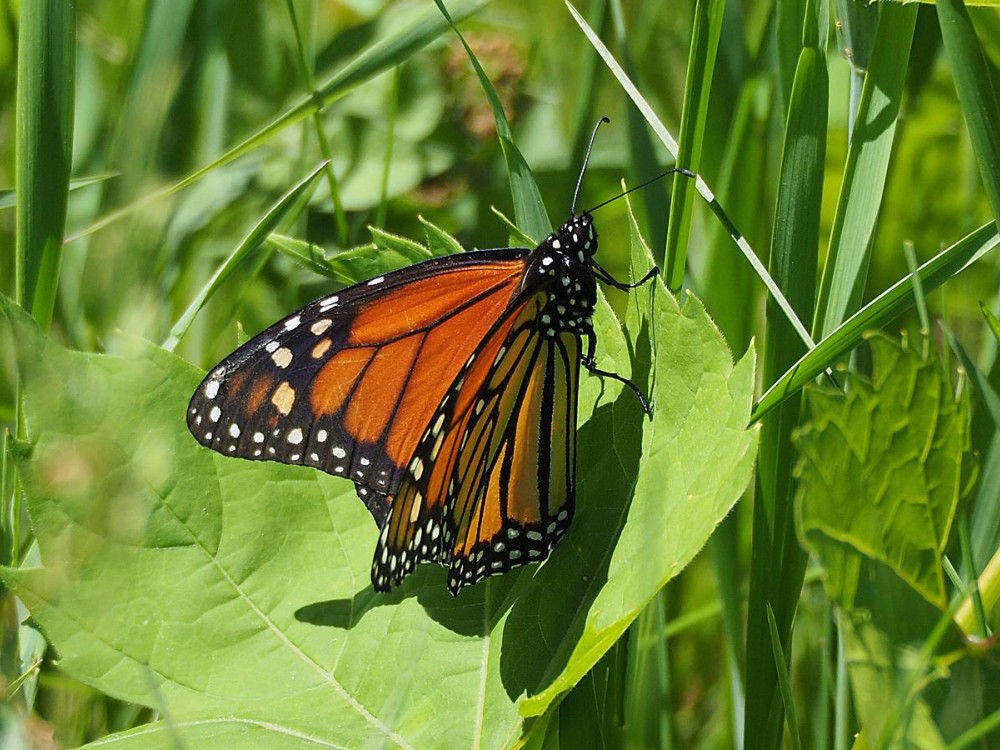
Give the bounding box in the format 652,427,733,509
796,332,980,746
0,201,754,747
4,0,1000,747
796,333,976,609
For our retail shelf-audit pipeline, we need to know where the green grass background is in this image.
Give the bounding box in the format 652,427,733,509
2,0,1000,748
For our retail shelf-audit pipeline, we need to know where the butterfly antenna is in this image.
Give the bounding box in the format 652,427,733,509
571,116,611,215
585,167,695,214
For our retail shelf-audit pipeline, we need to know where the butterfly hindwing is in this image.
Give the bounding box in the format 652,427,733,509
187,248,530,526
371,292,580,594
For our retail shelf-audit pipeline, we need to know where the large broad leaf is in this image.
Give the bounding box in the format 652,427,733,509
794,333,977,748
1,214,756,749
795,332,976,610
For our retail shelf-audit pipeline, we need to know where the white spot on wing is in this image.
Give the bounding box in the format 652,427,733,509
284,315,301,331
204,380,220,399
287,428,304,445
272,347,293,368
310,319,332,335
367,276,385,286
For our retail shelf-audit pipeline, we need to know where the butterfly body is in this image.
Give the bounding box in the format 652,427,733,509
187,207,650,595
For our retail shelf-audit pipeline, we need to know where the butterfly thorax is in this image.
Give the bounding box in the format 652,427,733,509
523,213,599,339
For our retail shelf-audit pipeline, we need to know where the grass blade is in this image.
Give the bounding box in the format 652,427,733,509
163,162,328,351
0,174,115,211
766,603,803,750
755,221,1000,420
745,5,825,746
937,0,1000,227
663,0,724,292
15,0,76,329
433,0,550,240
814,3,917,337
566,0,815,351
285,0,348,245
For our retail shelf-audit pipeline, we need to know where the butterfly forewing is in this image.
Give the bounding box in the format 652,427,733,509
187,249,529,525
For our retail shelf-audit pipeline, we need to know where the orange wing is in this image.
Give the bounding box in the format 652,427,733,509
187,249,529,526
371,292,580,594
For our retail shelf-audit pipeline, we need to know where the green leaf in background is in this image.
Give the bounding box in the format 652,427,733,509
794,332,977,610
267,221,451,287
794,332,978,748
839,615,949,750
0,209,755,748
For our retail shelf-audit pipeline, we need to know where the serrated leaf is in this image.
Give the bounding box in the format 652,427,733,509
368,226,435,262
266,234,347,282
0,212,755,748
419,216,465,257
269,224,456,288
794,332,977,610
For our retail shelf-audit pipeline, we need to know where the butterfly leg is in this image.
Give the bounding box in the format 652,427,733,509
581,328,653,415
591,262,659,291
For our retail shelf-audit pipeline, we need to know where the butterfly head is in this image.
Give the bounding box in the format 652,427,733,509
554,212,598,259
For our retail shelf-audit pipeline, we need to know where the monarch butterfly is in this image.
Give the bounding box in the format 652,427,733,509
187,120,687,595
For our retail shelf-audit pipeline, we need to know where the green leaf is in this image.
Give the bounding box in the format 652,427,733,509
368,226,436,263
419,216,465,257
839,615,948,750
0,209,755,748
266,234,351,283
794,333,977,610
268,223,450,287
